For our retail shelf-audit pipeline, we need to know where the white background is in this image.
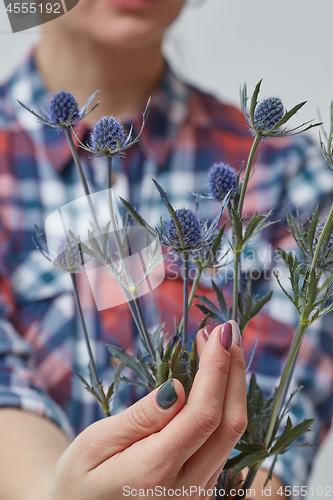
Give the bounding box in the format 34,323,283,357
0,0,333,492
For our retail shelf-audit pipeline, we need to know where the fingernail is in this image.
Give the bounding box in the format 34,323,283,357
220,322,232,351
156,380,178,409
228,320,242,347
203,325,213,340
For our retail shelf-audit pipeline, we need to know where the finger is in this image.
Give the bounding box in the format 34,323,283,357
196,325,212,358
151,323,233,469
183,338,247,484
74,378,185,471
197,321,241,360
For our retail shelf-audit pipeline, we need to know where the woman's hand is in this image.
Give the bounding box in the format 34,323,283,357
50,322,247,500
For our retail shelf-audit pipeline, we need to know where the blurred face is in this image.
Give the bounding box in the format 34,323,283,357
54,0,186,49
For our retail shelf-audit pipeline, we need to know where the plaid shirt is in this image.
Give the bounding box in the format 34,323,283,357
0,51,332,492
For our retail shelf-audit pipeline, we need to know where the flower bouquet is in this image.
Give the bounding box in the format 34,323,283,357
19,79,333,496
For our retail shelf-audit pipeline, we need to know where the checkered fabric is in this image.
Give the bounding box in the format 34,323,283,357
0,51,332,492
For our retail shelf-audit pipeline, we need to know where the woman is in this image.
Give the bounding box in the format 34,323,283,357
0,0,330,497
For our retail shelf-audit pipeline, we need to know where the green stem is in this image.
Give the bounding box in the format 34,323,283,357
64,129,99,229
179,265,202,332
232,251,241,322
97,387,111,417
132,293,156,363
263,322,308,448
106,157,156,364
70,274,102,390
231,135,261,323
236,463,261,496
261,202,333,465
237,135,261,216
182,252,190,345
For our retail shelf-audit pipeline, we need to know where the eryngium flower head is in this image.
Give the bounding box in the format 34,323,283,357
254,97,284,132
240,81,318,139
18,90,99,130
53,237,86,273
90,116,127,156
165,208,202,253
312,218,333,271
208,162,237,201
76,98,151,158
49,91,79,126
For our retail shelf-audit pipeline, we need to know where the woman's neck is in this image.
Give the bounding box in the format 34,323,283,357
36,30,165,122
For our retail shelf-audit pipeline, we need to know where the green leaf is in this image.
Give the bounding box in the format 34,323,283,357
155,351,169,387
189,338,197,385
153,179,184,248
229,205,244,247
235,442,267,453
212,281,229,318
308,206,319,255
170,341,183,380
269,102,306,133
196,303,225,323
273,270,295,305
106,344,155,389
250,290,273,319
106,363,122,402
196,294,224,318
137,347,157,386
240,290,273,332
74,371,91,389
149,324,167,355
17,100,49,124
276,247,295,268
119,197,156,236
210,223,226,256
245,373,275,443
118,376,150,388
316,301,333,320
250,79,263,125
269,417,315,456
264,455,278,487
243,211,275,244
225,450,269,476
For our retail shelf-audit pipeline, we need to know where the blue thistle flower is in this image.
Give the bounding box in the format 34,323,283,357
76,98,151,158
90,116,127,156
208,162,237,201
33,226,88,274
165,208,202,253
253,97,284,132
49,91,80,126
18,90,100,130
54,237,85,272
240,81,318,138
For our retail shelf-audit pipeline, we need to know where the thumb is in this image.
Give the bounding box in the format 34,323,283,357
75,379,185,470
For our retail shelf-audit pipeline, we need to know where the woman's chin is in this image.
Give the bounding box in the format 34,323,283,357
104,0,158,9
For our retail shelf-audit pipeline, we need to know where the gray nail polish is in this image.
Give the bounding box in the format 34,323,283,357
156,380,178,409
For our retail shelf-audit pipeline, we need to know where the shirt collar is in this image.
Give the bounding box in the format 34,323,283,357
6,52,191,173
